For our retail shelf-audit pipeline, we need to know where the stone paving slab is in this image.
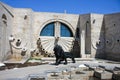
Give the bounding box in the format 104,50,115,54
41,58,95,61
95,71,113,79
0,59,120,80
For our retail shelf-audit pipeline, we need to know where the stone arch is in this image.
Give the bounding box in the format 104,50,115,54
39,19,75,37
37,19,75,56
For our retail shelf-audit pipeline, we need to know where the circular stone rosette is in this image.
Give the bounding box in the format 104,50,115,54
105,34,114,49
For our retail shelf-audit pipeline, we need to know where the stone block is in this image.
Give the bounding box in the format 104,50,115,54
28,74,46,80
94,71,112,79
71,73,89,80
82,70,94,77
89,66,105,72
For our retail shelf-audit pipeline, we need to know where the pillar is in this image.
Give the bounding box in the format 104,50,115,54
80,30,86,58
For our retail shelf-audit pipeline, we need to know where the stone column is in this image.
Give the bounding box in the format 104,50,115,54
0,22,2,59
80,30,86,58
55,22,60,37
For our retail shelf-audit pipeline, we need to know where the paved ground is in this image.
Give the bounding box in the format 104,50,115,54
0,58,120,80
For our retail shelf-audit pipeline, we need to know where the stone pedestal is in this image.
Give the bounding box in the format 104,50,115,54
95,71,112,79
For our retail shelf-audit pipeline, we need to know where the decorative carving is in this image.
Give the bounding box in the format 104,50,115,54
92,39,104,49
2,14,7,25
37,38,41,45
96,40,101,46
9,36,28,60
9,35,15,42
21,47,27,56
24,15,27,20
54,37,59,46
115,33,120,44
30,49,36,57
39,37,74,56
110,32,120,53
105,34,114,49
16,39,21,46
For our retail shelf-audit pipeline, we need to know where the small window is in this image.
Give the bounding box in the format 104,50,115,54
93,19,95,24
2,14,7,20
2,14,7,25
24,15,27,20
76,28,79,38
40,23,54,36
60,23,73,37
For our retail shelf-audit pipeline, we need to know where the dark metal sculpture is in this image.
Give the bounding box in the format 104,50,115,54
53,44,75,65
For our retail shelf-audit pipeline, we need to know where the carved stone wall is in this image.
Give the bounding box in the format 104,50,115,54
105,13,120,61
0,2,120,61
0,2,13,61
90,14,105,58
32,12,79,48
79,14,91,58
12,8,33,54
79,14,105,59
10,8,80,57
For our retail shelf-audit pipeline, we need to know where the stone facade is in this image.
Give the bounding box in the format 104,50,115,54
104,13,120,61
0,2,13,61
0,2,120,62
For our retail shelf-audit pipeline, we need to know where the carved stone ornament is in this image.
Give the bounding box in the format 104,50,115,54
105,34,114,49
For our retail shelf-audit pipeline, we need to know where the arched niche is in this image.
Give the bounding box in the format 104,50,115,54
0,14,7,61
38,19,75,55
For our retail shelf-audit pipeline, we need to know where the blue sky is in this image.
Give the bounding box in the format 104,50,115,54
0,0,120,14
